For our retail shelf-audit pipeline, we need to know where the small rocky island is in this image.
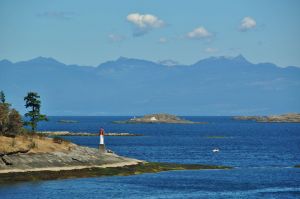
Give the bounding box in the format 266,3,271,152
57,120,79,123
114,113,207,124
234,113,300,123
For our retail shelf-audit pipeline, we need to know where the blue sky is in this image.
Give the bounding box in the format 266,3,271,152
0,0,299,67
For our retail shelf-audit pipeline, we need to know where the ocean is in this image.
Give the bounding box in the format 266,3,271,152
1,116,300,199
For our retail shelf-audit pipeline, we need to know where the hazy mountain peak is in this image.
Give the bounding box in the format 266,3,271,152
98,56,160,69
21,56,64,66
117,56,129,61
232,54,249,63
0,59,13,65
193,54,251,66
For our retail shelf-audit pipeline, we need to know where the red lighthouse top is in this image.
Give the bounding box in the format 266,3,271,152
99,128,105,136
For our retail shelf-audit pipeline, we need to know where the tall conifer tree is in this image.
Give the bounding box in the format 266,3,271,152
24,92,48,132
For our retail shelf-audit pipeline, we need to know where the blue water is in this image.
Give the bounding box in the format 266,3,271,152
1,116,300,198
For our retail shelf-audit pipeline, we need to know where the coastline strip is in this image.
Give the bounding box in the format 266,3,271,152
0,162,232,183
0,160,143,174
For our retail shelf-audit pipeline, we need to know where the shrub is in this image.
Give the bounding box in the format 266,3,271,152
0,103,10,135
28,141,36,149
7,109,23,135
0,104,24,136
52,136,68,144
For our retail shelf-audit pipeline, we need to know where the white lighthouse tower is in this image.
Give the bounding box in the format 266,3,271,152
99,128,106,153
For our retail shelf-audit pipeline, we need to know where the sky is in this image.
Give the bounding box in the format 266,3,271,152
0,0,300,67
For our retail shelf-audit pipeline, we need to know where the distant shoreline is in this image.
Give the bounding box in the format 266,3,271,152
234,113,300,123
38,131,143,136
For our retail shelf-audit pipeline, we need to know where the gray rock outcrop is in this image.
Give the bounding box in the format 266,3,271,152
0,145,141,171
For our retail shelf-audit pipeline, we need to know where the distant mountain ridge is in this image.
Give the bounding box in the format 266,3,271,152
1,55,299,115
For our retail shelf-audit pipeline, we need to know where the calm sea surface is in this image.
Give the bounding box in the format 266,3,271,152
1,116,300,198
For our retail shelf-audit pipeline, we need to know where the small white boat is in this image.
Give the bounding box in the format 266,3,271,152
212,148,220,153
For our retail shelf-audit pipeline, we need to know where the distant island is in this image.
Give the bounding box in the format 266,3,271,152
114,113,207,124
58,120,79,123
234,113,300,123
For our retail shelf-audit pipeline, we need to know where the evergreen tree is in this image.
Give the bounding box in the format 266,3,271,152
0,90,5,104
24,92,48,132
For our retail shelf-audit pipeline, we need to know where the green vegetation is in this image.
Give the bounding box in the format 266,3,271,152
295,165,300,168
1,90,48,136
0,162,232,183
0,90,24,136
24,92,48,132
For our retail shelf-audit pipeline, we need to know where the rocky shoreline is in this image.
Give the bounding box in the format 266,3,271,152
0,135,231,183
0,162,231,183
234,113,300,123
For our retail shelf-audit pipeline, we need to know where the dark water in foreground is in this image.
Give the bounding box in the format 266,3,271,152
1,116,300,198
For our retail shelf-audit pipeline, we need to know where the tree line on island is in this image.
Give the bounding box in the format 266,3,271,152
0,90,47,136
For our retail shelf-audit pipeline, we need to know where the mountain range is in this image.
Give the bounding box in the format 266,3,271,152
0,55,299,116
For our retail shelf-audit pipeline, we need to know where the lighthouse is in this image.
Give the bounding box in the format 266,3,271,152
99,128,106,153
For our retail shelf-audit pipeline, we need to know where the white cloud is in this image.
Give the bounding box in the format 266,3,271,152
239,17,256,31
108,34,126,42
158,37,167,43
127,13,164,28
187,26,212,39
204,47,218,53
126,13,165,36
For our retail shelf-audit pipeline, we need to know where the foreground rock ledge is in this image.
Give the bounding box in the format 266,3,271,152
0,162,232,183
0,135,231,183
